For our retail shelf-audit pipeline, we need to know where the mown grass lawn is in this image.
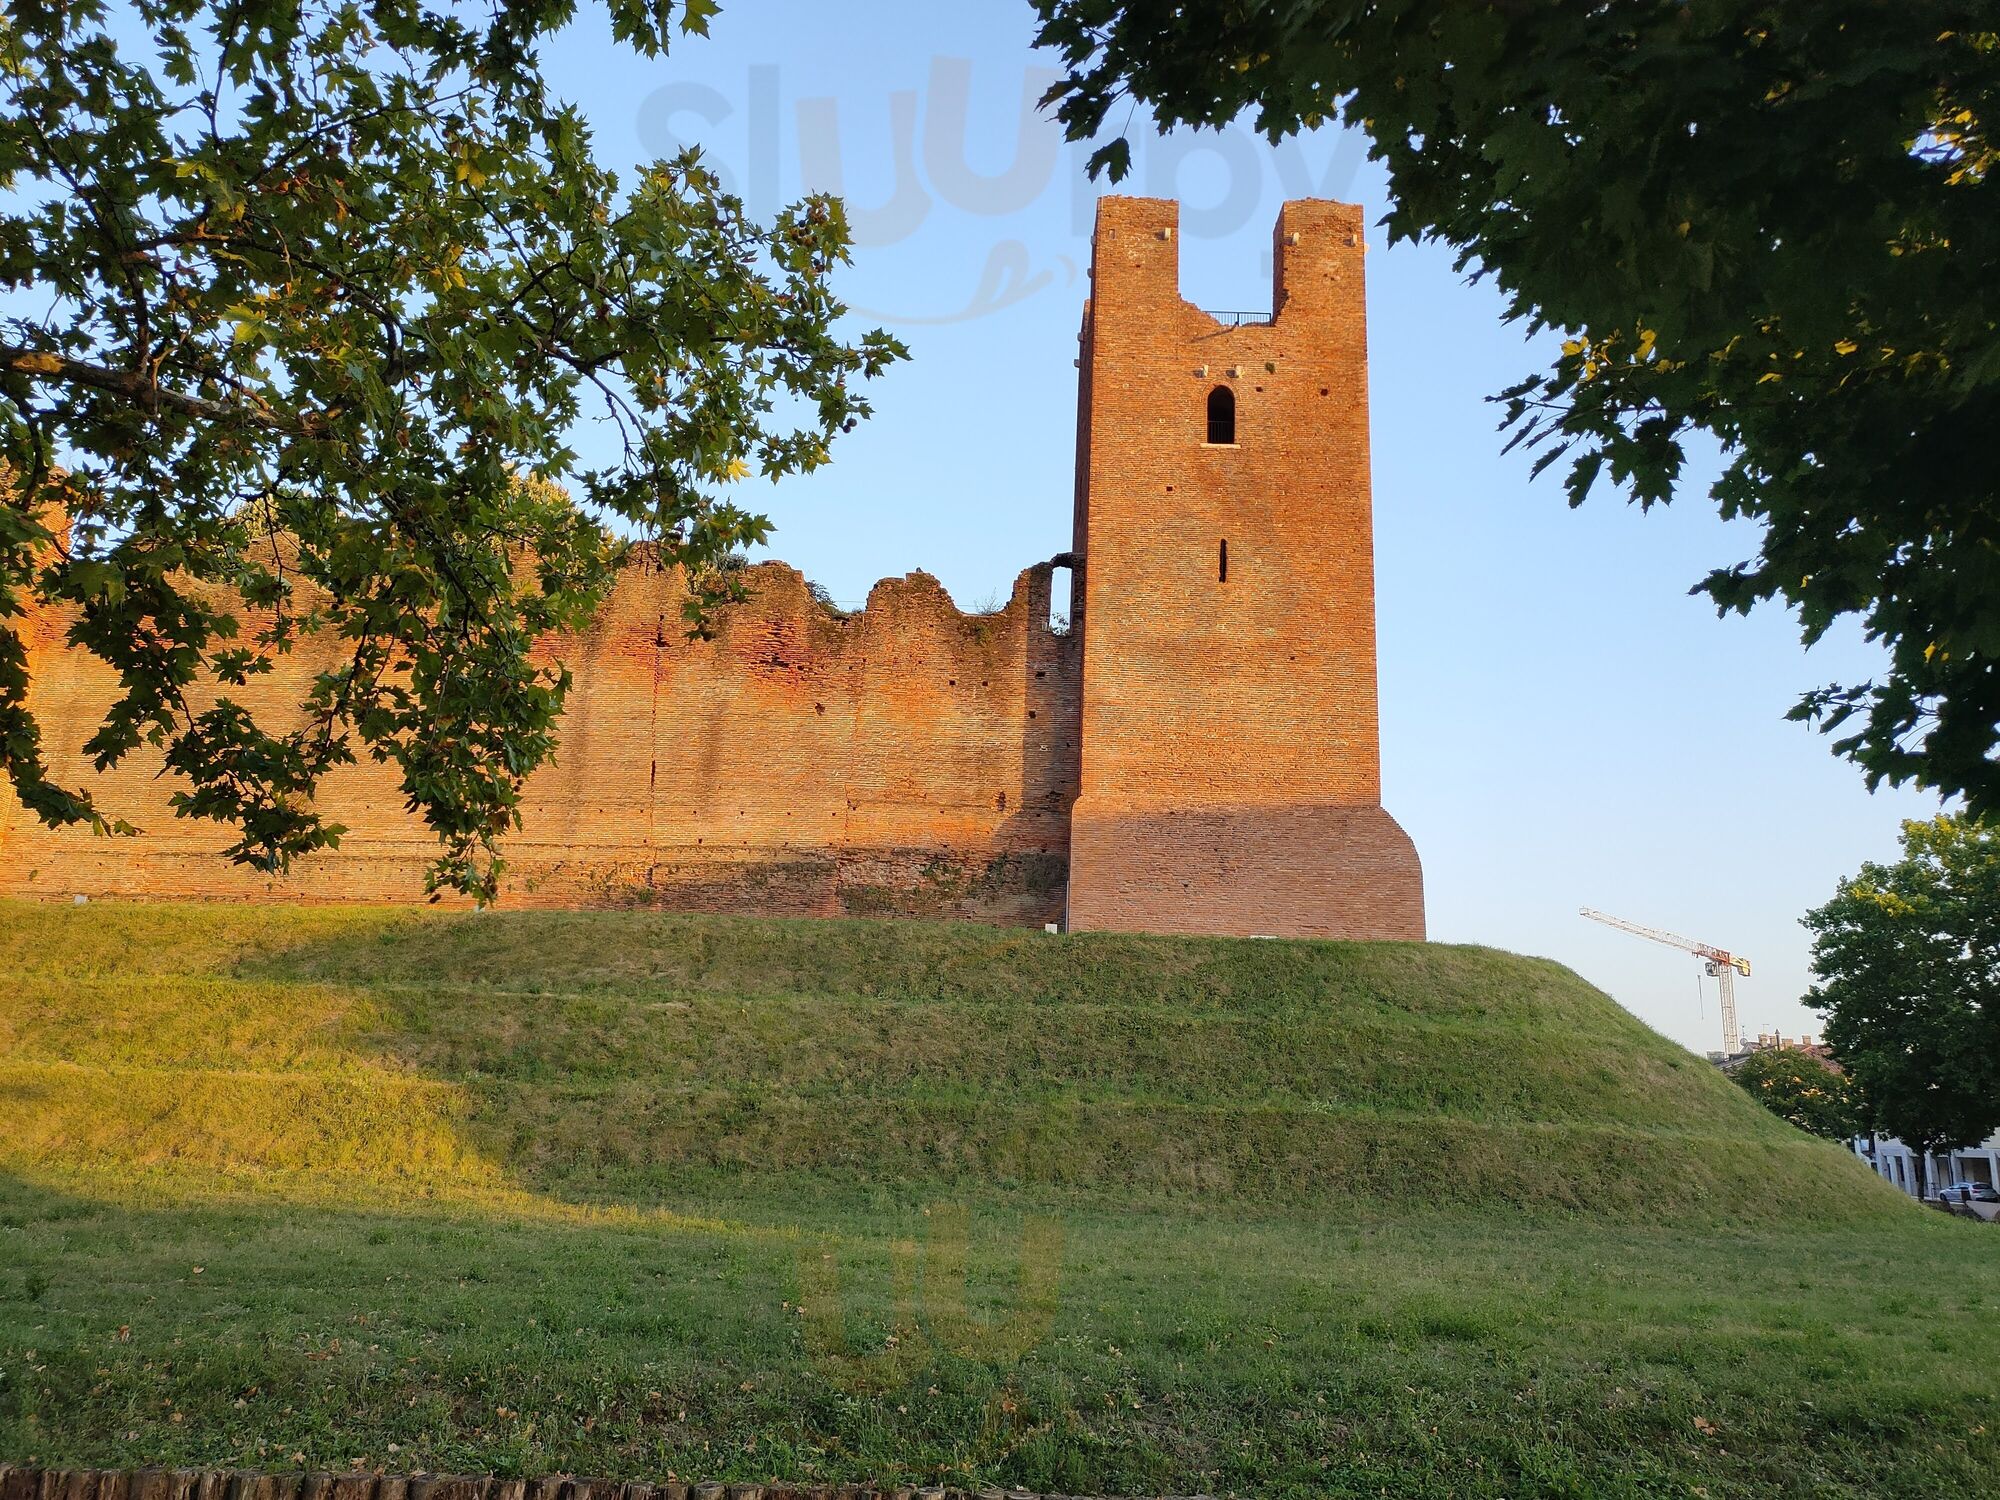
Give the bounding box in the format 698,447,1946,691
1,901,1995,1497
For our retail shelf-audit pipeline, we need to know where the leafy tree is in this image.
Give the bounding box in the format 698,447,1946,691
1031,2,2000,812
1729,1048,1860,1142
1806,815,1999,1171
0,0,903,899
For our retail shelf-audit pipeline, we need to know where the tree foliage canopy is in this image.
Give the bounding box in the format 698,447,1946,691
1032,1,2000,812
1728,1047,1860,1143
0,0,902,899
1807,814,1999,1153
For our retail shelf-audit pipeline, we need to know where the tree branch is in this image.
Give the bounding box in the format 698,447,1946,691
1,345,301,433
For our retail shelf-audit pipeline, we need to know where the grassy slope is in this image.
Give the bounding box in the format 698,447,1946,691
1,900,1995,1497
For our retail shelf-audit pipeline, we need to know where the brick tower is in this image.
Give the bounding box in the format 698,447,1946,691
1064,197,1425,940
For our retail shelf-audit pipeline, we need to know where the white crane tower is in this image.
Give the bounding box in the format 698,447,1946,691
1579,907,1752,1056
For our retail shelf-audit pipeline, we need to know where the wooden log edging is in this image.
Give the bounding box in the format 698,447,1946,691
0,1466,1213,1500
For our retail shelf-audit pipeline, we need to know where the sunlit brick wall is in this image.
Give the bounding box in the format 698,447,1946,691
1064,198,1425,940
1,558,1081,923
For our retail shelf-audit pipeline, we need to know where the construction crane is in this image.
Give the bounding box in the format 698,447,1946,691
1579,907,1751,1056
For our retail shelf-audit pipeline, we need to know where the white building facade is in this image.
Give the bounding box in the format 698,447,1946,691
1854,1131,2000,1201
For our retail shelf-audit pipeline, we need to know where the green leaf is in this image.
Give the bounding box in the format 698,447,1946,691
0,0,904,899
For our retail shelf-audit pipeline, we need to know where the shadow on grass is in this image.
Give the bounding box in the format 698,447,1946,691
0,1166,1132,1493
1,1161,1995,1500
3,902,1992,1496
0,899,1913,1227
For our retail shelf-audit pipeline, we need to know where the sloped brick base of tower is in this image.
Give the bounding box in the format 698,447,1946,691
1067,801,1425,941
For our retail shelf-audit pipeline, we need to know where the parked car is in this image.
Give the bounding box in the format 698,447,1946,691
1931,1182,2000,1219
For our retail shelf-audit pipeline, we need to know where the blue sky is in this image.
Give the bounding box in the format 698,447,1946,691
550,3,1935,1053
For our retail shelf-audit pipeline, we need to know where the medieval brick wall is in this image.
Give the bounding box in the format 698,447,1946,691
0,557,1082,923
0,196,1423,941
1063,198,1425,940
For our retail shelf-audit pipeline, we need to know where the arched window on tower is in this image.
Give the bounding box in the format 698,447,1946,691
1206,385,1236,445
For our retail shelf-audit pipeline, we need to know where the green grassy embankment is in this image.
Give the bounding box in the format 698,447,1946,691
0,901,1993,1498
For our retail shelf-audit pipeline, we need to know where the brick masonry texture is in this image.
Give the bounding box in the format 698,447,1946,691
0,1463,1191,1500
1064,198,1423,939
0,197,1423,941
2,557,1080,924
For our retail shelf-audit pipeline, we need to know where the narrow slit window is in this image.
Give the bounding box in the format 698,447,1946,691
1219,539,1229,583
1206,385,1236,444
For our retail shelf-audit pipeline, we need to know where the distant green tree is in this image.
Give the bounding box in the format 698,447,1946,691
1,1,903,901
1806,815,2000,1182
1030,2,2000,815
1730,1049,1860,1142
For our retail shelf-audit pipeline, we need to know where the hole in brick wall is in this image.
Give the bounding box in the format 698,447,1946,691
1319,387,1329,396
1219,538,1229,584
1206,385,1236,444
1028,709,1037,719
1049,562,1074,637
